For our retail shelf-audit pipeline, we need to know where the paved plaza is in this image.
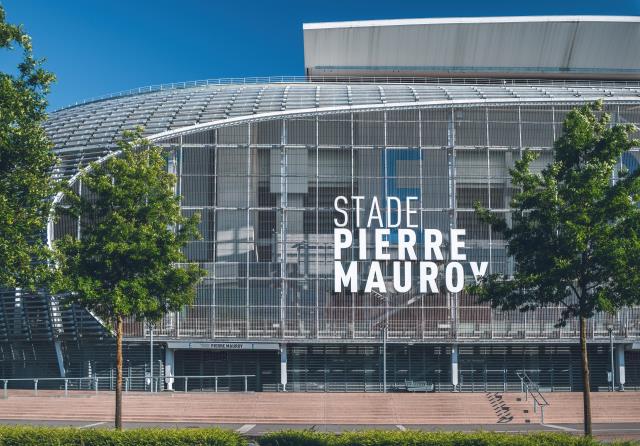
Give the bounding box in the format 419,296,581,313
0,391,639,440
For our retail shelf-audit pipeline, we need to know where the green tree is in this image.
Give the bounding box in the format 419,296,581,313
0,6,57,291
54,129,205,430
471,101,640,436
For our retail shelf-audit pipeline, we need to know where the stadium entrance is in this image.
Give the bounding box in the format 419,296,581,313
173,347,280,392
167,343,639,392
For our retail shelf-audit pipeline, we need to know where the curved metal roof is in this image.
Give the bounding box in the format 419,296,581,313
45,80,640,179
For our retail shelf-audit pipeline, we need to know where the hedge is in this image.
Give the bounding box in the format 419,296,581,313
0,427,637,446
0,426,247,446
258,430,638,446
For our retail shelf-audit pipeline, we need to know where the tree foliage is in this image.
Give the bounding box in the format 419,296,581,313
53,128,205,429
470,100,640,436
471,101,640,323
53,129,205,324
0,6,58,290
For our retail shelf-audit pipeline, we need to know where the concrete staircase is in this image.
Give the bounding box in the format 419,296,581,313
485,392,532,424
501,391,640,425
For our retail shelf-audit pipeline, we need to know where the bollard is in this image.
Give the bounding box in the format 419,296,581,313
64,379,68,398
215,377,218,393
34,379,38,397
244,376,248,392
541,405,545,424
125,377,129,393
184,377,188,393
3,380,7,399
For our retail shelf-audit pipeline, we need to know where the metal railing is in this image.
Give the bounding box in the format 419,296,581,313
59,74,640,110
1,374,257,398
517,371,550,423
2,377,117,398
122,300,640,342
170,375,256,393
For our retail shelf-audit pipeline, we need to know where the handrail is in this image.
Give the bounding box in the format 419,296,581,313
170,374,256,378
57,74,640,111
1,376,127,398
516,371,549,423
169,374,256,393
1,373,258,397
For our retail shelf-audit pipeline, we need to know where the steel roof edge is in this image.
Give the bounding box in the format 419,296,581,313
303,15,640,30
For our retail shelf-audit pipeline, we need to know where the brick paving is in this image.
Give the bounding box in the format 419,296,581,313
0,391,638,426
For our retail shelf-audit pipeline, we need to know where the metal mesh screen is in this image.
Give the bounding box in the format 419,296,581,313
52,103,640,343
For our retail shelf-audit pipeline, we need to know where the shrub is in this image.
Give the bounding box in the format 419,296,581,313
0,426,247,446
258,430,637,446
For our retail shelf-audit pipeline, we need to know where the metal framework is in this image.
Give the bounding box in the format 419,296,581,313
45,80,640,345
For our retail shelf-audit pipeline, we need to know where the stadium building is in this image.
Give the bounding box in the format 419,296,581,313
2,16,640,392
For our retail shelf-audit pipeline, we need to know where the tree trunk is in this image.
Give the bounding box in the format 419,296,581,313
579,315,592,436
115,315,123,430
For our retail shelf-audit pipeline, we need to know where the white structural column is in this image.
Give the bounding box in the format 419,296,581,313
280,346,288,391
451,345,459,391
54,340,66,378
165,348,175,391
616,345,626,391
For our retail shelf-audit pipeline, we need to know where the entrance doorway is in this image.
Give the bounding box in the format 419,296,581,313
174,349,279,391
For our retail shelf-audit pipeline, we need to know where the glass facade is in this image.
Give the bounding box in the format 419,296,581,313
51,100,640,343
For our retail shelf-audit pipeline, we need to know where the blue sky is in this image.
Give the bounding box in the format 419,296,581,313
2,0,640,110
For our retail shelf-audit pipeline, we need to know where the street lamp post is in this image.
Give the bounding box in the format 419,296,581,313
149,321,154,393
383,316,387,393
608,325,615,392
372,290,388,393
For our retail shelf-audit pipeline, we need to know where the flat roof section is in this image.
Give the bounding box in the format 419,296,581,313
303,16,640,80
